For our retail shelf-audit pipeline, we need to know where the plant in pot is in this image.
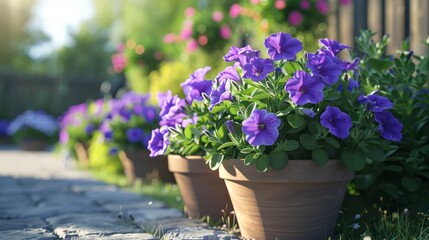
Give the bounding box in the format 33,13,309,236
201,32,403,239
148,67,233,222
59,99,106,166
348,30,429,214
7,110,59,151
99,91,173,184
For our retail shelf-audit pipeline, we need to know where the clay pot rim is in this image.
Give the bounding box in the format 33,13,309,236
168,154,212,174
219,159,354,183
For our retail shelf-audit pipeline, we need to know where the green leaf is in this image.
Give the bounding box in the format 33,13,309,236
368,58,394,71
283,140,300,151
383,165,403,172
287,114,305,128
401,176,422,192
284,62,301,75
341,151,367,171
241,148,253,154
209,153,224,170
312,148,329,165
255,155,269,172
268,151,288,170
184,125,193,139
325,137,340,149
299,134,318,150
252,92,270,101
217,142,236,151
325,90,341,101
245,102,257,117
365,146,386,162
244,154,256,165
354,173,377,188
276,106,294,117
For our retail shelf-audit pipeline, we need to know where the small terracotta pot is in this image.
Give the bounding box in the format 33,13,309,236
219,159,354,240
19,139,48,151
74,142,90,166
118,149,175,184
168,155,233,221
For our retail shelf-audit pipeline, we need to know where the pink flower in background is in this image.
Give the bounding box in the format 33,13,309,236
163,33,176,44
339,0,353,5
229,4,241,18
300,0,311,9
116,43,125,53
180,27,193,40
212,11,224,22
111,53,127,73
275,0,286,10
250,0,260,5
288,10,303,26
316,0,329,15
220,24,232,39
186,39,198,53
198,35,208,46
184,7,196,17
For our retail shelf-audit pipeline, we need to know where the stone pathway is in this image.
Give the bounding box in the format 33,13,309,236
0,147,237,240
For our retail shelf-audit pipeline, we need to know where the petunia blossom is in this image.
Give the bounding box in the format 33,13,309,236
285,70,325,105
148,127,170,157
357,94,393,113
264,32,303,61
180,66,213,103
307,53,342,85
374,111,403,141
126,127,144,142
209,80,233,110
319,38,351,56
320,106,352,139
224,45,260,66
242,109,281,146
242,57,274,81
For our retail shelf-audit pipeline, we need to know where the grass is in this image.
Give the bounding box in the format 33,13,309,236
90,168,184,210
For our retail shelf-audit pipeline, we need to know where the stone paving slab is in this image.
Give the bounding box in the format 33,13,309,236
0,149,238,240
46,213,143,239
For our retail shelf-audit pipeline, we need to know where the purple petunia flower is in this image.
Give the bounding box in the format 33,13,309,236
285,70,325,105
181,113,198,128
225,120,235,133
347,78,359,92
180,67,213,103
126,127,144,142
302,109,316,118
319,38,350,56
320,106,352,139
242,57,274,81
264,32,303,61
158,92,186,120
224,45,261,66
307,53,342,85
344,58,359,71
215,64,241,83
242,109,281,146
148,127,170,157
209,80,233,110
357,93,393,113
374,111,403,141
85,123,95,135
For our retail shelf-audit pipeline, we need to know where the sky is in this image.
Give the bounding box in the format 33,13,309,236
29,0,94,58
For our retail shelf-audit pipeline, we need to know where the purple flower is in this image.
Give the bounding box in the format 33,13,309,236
225,120,235,133
357,94,393,112
142,106,157,123
264,32,303,61
108,147,118,156
85,123,95,135
209,80,233,110
347,78,359,92
148,127,170,157
142,133,151,148
180,67,213,103
374,111,403,141
224,45,260,65
158,92,186,120
302,109,316,118
100,121,113,141
319,38,350,56
126,127,144,142
242,109,281,146
320,106,352,139
285,70,325,105
242,57,274,81
307,53,342,85
344,58,359,71
215,64,241,83
181,113,199,128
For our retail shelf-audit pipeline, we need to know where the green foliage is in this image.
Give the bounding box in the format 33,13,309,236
353,30,429,212
88,132,123,174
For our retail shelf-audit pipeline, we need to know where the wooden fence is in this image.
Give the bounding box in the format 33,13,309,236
0,71,103,119
328,0,429,55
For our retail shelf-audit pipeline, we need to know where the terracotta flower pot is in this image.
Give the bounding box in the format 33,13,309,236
74,142,90,166
118,149,175,184
219,159,354,240
168,155,233,221
19,139,48,151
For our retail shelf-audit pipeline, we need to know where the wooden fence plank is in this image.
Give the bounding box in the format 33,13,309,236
385,0,405,54
338,2,354,47
410,0,429,56
368,0,383,42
